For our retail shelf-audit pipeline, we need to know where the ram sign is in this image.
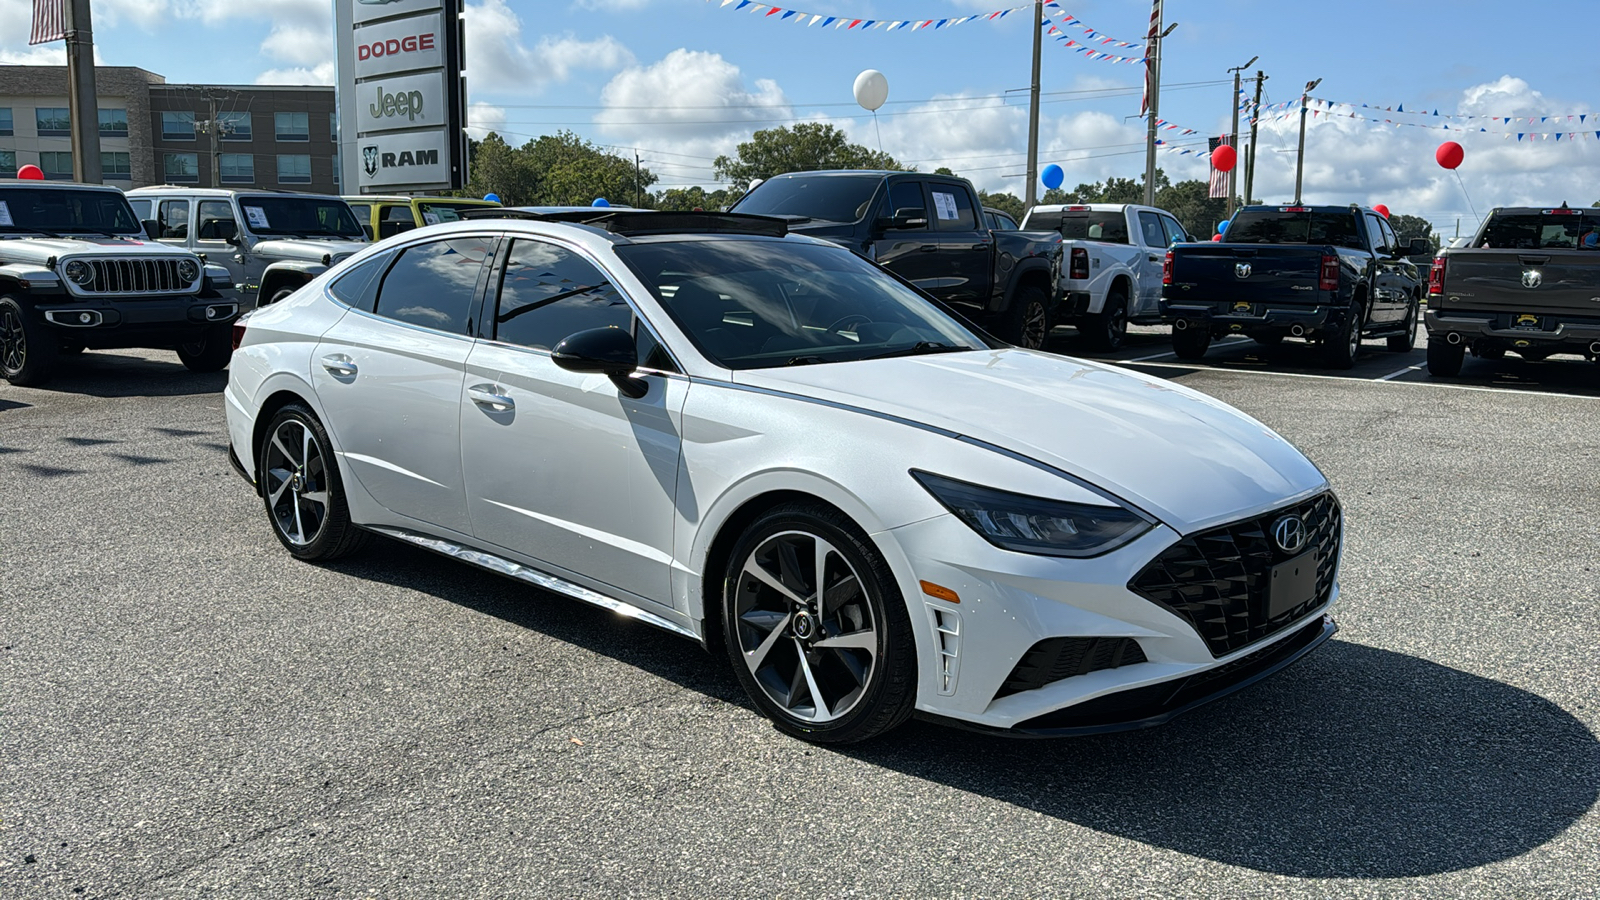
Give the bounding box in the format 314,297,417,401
335,0,466,193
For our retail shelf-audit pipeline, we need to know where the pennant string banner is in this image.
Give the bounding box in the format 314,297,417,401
707,0,1030,31
1041,2,1145,52
1235,91,1596,139
1311,95,1593,124
1043,18,1147,64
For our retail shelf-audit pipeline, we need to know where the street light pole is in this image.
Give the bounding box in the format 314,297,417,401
1025,0,1043,208
1225,56,1257,219
1142,18,1178,207
63,0,102,183
1243,69,1266,206
1293,77,1321,205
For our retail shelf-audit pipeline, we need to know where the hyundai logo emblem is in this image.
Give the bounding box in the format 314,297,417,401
1522,270,1542,289
1272,514,1308,554
1235,262,1252,279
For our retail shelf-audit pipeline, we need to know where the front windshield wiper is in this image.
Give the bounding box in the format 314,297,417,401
860,341,976,361
785,355,829,366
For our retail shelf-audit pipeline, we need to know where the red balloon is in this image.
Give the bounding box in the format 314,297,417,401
1373,204,1390,218
17,164,44,180
1211,234,1223,241
1435,141,1464,170
1211,145,1237,173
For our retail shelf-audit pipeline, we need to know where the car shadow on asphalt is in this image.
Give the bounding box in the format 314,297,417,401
12,350,228,398
334,537,1598,881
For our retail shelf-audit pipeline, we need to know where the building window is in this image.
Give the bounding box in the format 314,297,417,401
40,151,74,179
219,111,252,142
99,108,128,137
275,111,309,142
101,151,132,180
0,150,16,178
36,107,71,137
161,111,196,141
0,109,13,137
332,149,340,187
164,152,200,184
220,153,254,185
330,112,338,141
276,154,311,184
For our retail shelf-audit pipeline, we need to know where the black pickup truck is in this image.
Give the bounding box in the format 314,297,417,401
729,171,1063,348
1424,205,1600,376
1161,204,1427,368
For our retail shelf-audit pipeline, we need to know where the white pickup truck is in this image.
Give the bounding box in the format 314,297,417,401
1019,203,1192,350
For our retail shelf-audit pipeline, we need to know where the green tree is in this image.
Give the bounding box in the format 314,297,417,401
978,190,1025,222
654,186,741,212
523,130,656,208
1154,179,1230,239
1388,213,1441,254
713,123,904,191
463,133,539,206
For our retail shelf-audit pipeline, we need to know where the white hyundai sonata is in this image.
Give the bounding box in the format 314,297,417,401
224,210,1341,743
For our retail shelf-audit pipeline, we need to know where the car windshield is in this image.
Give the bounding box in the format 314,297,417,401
0,188,143,235
1478,212,1600,250
732,174,882,224
416,201,494,224
1226,210,1364,249
1024,210,1129,244
236,195,366,238
614,238,988,370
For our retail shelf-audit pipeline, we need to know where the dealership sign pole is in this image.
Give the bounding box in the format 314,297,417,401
335,0,467,194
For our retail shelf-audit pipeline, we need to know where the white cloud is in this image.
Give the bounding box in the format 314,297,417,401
466,101,506,141
255,62,336,86
465,0,633,94
575,0,650,8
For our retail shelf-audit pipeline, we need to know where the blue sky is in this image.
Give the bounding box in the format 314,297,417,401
3,0,1595,230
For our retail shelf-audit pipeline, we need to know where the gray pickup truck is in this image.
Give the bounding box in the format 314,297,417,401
1424,205,1600,376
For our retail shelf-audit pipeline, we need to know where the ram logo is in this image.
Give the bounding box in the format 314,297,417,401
1235,262,1252,279
362,145,380,177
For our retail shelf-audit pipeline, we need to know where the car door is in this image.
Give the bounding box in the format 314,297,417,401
1363,213,1405,324
1134,211,1170,318
927,181,990,306
1380,215,1421,316
311,234,497,537
458,236,687,609
154,198,191,248
193,199,245,285
869,180,947,298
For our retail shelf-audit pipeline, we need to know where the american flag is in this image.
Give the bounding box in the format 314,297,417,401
30,0,66,45
1208,136,1232,199
1139,0,1162,116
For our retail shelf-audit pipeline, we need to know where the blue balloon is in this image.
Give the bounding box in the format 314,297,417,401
483,193,500,203
1218,218,1229,233
1041,164,1064,191
592,197,611,207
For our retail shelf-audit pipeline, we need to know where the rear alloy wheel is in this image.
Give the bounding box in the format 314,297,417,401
1426,338,1465,376
1324,303,1364,369
176,324,234,373
259,404,368,561
1171,325,1212,360
1083,287,1128,352
1005,285,1052,350
722,503,915,744
1387,301,1418,352
0,297,58,387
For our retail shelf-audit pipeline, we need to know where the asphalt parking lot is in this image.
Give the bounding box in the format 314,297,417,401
3,341,1597,898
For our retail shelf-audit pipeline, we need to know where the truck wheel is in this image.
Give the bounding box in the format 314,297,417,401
1387,301,1418,352
0,297,58,387
1324,303,1364,369
1004,285,1052,350
267,287,296,306
1171,326,1211,360
1426,338,1465,376
176,324,234,373
1082,287,1127,352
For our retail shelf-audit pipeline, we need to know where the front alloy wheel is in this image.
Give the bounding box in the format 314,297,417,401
0,297,57,386
260,405,367,560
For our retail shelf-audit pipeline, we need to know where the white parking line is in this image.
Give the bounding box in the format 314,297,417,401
1124,350,1177,362
1123,359,1600,399
1378,365,1423,381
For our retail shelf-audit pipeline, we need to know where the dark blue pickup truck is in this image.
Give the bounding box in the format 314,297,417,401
1160,204,1427,368
730,171,1063,348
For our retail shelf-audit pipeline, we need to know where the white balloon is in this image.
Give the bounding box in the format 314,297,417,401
853,69,889,112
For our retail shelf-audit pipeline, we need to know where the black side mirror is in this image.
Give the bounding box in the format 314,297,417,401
141,219,159,240
1406,238,1430,257
225,233,241,247
882,207,929,230
551,327,648,398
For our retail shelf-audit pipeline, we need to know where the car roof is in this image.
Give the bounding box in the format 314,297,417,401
378,214,839,252
126,186,349,202
343,195,501,205
0,180,123,192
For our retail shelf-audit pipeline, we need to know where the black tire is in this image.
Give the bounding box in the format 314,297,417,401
266,287,296,306
1387,301,1418,352
1324,302,1364,369
1003,284,1052,350
1081,286,1128,352
258,404,369,561
0,296,58,387
1171,326,1211,360
176,324,234,373
1427,338,1465,376
721,501,916,744
1251,331,1284,347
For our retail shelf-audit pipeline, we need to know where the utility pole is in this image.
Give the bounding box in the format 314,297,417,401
193,90,238,188
1243,69,1266,206
1293,77,1321,205
634,149,642,208
64,0,102,183
1025,0,1043,208
1225,56,1257,218
1142,16,1177,206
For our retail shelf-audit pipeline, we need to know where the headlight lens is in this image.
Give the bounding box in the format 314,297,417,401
177,259,201,283
913,470,1153,558
63,260,94,286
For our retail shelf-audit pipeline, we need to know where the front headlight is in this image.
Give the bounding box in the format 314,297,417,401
63,260,94,286
177,259,201,283
913,470,1153,558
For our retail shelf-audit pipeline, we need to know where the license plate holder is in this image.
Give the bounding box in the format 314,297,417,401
1512,314,1545,330
1267,551,1318,619
1230,302,1257,316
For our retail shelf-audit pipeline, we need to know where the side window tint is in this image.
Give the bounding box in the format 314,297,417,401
885,181,924,218
379,204,418,239
1138,211,1165,247
1160,215,1188,245
196,200,237,242
1381,219,1400,253
328,254,390,309
372,236,494,334
494,239,633,351
158,200,189,239
127,199,151,220
929,186,976,231
1365,215,1388,252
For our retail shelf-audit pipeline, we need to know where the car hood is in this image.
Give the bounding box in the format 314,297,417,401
734,349,1328,533
0,235,196,263
252,238,367,263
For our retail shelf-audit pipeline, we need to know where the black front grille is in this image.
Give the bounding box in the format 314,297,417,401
997,637,1147,698
82,258,194,294
1128,493,1340,658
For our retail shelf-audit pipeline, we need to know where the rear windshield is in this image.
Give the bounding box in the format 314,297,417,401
0,187,143,235
1023,210,1129,244
1477,212,1600,250
416,201,494,224
732,174,882,224
1225,210,1364,250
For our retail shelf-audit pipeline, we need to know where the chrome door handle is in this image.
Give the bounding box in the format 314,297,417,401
1147,255,1161,262
320,354,357,377
468,384,514,412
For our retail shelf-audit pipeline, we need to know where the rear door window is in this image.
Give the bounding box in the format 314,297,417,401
196,200,237,242
157,199,189,240
1158,214,1188,244
372,236,496,334
1138,211,1166,248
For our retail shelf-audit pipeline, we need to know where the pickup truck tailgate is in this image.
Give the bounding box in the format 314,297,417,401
1169,244,1324,304
1443,250,1600,315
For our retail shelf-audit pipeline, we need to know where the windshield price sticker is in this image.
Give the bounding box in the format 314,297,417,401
0,201,12,227
243,206,270,230
423,212,440,225
932,191,959,221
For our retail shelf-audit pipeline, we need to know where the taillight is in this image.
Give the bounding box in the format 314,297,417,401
231,320,248,351
1069,247,1090,280
1318,254,1339,292
1428,256,1447,297
1162,250,1174,285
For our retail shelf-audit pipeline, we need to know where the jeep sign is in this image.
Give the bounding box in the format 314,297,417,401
356,70,447,134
